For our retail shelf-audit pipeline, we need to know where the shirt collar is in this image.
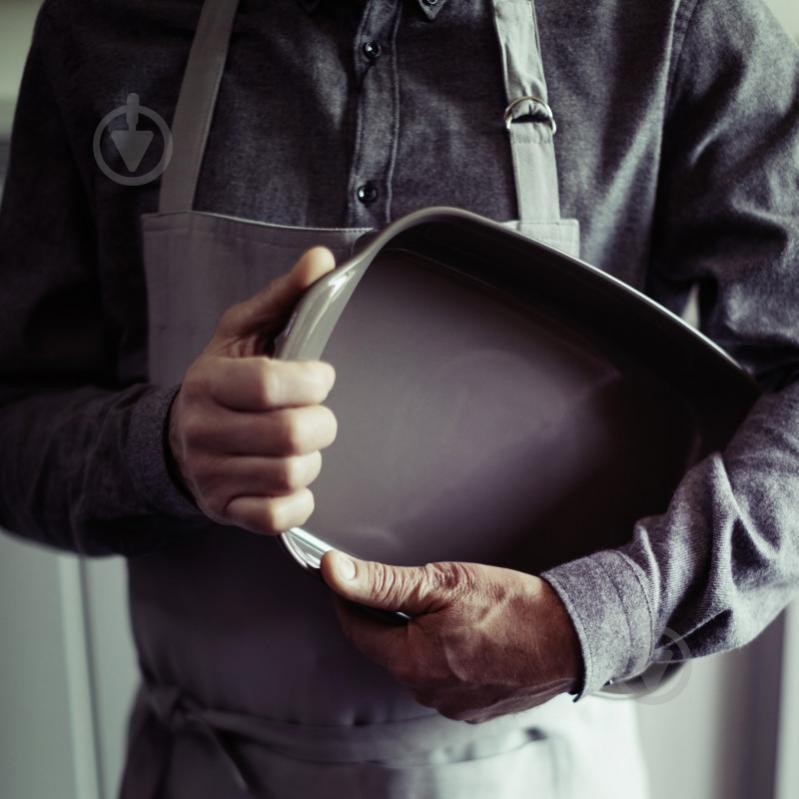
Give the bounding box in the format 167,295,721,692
296,0,449,22
415,0,448,21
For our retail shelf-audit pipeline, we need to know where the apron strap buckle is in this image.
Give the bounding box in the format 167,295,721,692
503,95,557,135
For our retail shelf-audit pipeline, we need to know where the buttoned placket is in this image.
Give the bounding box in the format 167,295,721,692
346,0,404,227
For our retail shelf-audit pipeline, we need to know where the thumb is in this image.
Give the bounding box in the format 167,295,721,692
321,551,456,616
218,245,336,340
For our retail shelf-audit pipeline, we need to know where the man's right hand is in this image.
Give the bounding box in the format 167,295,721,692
167,246,339,535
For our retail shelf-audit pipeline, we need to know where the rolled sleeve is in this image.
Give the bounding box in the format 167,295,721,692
541,0,799,697
542,551,654,699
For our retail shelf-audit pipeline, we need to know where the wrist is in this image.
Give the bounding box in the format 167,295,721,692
125,384,207,520
538,576,583,696
165,388,198,507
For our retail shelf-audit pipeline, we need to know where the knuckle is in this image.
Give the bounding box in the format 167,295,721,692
263,491,313,533
320,361,336,388
258,362,280,408
280,455,316,491
277,412,306,453
424,562,476,598
261,498,283,533
287,420,308,453
276,407,337,454
186,359,223,405
309,451,324,483
295,489,315,524
181,411,206,444
218,304,242,333
370,562,398,602
309,361,335,394
328,408,339,440
181,375,204,403
191,450,217,479
313,405,338,448
278,456,306,492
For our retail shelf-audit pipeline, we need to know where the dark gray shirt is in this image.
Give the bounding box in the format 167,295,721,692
1,0,798,697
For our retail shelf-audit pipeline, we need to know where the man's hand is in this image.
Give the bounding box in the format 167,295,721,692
320,551,584,723
168,246,339,535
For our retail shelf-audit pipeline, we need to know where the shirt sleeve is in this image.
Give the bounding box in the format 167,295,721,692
0,7,205,557
541,0,799,698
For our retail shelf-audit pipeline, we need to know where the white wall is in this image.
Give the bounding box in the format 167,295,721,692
0,0,42,135
0,538,83,799
776,605,799,799
766,0,799,36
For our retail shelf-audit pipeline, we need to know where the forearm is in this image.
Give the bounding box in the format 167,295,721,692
543,379,799,697
0,381,205,556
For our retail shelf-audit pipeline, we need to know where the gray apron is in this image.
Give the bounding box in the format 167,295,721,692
120,1,648,796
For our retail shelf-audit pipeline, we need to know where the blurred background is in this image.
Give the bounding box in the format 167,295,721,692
1,1,798,798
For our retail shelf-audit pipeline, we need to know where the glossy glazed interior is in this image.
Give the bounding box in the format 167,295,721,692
302,249,699,571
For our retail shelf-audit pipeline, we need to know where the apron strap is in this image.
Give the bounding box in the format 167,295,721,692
159,0,240,214
491,0,563,223
159,0,562,222
119,682,259,799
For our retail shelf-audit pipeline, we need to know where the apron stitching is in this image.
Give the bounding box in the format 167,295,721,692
384,0,403,223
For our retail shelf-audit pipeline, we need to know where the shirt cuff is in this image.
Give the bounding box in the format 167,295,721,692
126,384,206,520
541,550,654,700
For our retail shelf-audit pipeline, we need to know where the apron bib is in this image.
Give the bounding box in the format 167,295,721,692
121,1,646,796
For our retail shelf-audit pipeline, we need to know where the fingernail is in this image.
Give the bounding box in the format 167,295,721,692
333,551,357,581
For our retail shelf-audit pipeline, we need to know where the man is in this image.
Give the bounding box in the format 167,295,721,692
1,0,798,796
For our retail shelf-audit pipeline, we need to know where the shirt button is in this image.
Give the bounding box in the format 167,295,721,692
362,41,382,61
356,182,379,205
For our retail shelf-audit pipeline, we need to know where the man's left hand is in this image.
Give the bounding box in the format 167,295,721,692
320,551,583,723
